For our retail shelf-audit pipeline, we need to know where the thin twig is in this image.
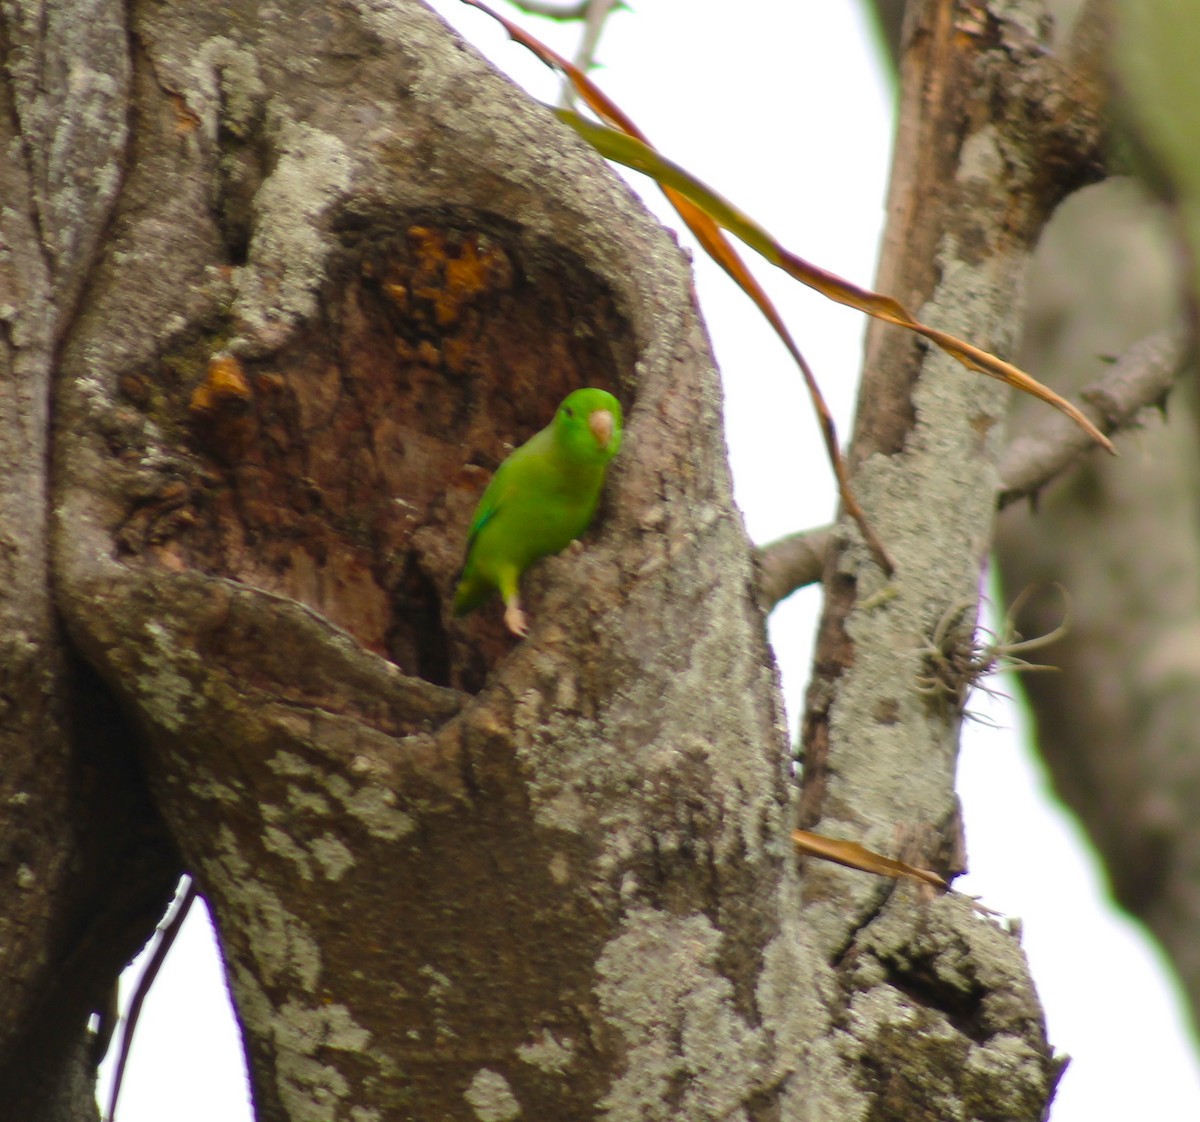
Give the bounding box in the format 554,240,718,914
757,329,1189,608
998,329,1186,508
537,0,624,108
572,0,620,76
505,0,625,109
507,0,591,18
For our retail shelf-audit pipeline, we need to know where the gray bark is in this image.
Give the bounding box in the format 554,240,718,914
11,0,799,1116
0,0,1083,1118
0,0,180,1115
868,0,1200,1046
793,2,1108,1116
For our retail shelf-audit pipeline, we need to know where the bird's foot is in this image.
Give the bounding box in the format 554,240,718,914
504,602,529,637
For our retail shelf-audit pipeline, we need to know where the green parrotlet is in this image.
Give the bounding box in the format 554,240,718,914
453,388,623,636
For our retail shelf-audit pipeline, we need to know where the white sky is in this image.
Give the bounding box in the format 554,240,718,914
100,2,1200,1120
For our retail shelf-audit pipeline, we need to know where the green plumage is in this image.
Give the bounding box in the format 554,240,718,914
453,388,623,635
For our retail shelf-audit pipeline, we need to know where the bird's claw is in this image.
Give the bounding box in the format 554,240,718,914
504,603,529,637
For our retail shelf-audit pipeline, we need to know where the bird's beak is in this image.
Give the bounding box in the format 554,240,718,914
588,409,615,450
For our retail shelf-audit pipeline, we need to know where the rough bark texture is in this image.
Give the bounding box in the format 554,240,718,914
8,1,799,1118
0,0,1100,1118
873,0,1200,1060
0,1,181,1115
796,1,1109,1115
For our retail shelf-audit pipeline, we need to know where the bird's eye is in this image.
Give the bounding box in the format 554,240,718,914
563,406,574,417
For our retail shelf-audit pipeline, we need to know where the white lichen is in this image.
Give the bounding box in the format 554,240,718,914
262,823,315,880
595,908,764,1121
464,1068,522,1122
235,115,353,350
311,833,356,881
516,1029,575,1074
137,620,198,733
274,998,372,1122
188,38,268,143
418,964,459,1043
214,826,322,990
268,750,316,779
288,785,335,817
327,773,415,841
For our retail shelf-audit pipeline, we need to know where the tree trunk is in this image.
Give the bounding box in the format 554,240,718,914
0,2,181,1116
871,0,1200,1067
793,1,1108,1116
1,0,1078,1118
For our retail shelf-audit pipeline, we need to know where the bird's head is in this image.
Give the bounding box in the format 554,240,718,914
555,388,623,463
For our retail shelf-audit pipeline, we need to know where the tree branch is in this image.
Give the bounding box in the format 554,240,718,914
505,0,624,86
755,525,832,608
757,328,1188,608
571,0,621,75
998,329,1186,508
507,0,591,18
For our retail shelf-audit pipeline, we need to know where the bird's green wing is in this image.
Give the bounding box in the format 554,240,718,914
453,453,525,616
463,488,500,559
462,448,523,564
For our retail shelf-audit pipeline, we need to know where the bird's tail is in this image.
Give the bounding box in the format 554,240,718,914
452,572,485,617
